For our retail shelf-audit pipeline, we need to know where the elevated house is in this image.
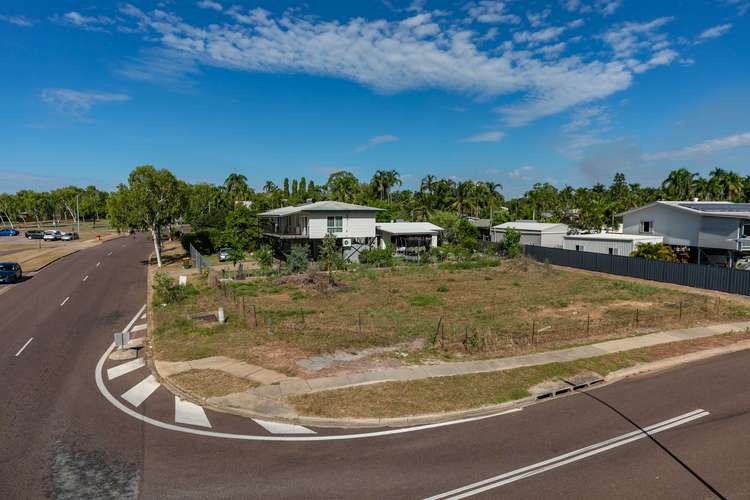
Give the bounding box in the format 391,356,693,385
465,217,492,241
620,201,750,266
491,221,569,248
259,201,382,262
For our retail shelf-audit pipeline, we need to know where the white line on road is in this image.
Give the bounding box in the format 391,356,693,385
175,397,212,428
121,374,161,407
107,251,112,256
140,313,147,320
60,296,70,307
253,418,316,435
83,275,89,282
131,323,147,332
425,409,710,499
96,262,101,267
107,358,145,380
15,338,33,357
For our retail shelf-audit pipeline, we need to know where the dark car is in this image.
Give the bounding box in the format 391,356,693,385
0,262,22,283
0,228,19,237
25,230,45,239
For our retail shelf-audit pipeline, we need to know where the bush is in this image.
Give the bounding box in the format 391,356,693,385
287,244,310,274
407,293,444,307
320,234,344,271
454,218,480,252
181,229,222,255
255,245,274,274
630,242,679,262
359,246,394,267
502,227,522,258
421,246,447,264
152,271,192,304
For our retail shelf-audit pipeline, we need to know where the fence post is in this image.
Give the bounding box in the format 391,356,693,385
358,313,362,335
679,301,682,321
586,313,590,336
242,296,246,321
531,319,536,346
253,304,257,327
635,308,639,328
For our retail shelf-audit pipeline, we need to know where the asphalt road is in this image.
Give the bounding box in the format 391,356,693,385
2,234,749,499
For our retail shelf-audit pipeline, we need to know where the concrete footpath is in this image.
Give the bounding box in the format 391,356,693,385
153,320,750,425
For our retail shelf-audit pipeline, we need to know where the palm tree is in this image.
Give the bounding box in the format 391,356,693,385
326,171,360,202
223,173,249,202
263,181,278,194
661,168,696,200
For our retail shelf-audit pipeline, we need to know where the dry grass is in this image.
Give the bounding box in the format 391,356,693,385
169,369,258,398
151,258,750,370
288,329,750,418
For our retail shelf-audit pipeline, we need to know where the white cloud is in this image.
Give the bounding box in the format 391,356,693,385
459,131,505,143
563,0,623,16
526,9,551,28
698,23,732,40
116,4,676,127
508,165,534,178
643,132,750,161
0,15,34,27
196,1,223,12
559,105,613,159
52,11,114,32
40,88,131,115
356,134,400,152
464,1,521,24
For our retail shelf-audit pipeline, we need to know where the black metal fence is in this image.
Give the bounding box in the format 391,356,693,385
524,245,750,296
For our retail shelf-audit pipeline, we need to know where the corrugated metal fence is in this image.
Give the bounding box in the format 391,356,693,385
524,245,750,296
189,243,209,273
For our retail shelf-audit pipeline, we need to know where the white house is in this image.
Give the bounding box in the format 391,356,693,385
563,233,663,256
259,201,382,261
376,222,442,255
620,201,750,266
491,221,569,248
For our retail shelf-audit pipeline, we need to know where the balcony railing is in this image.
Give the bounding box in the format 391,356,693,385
738,237,750,252
265,224,308,236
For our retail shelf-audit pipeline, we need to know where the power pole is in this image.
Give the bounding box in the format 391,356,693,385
76,194,80,234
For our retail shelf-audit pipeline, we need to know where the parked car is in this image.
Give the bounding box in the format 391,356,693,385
25,230,45,239
43,230,63,241
0,262,22,283
0,228,19,236
218,247,232,262
61,232,79,241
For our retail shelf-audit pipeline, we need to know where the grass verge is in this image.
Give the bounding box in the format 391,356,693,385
288,329,750,418
169,369,259,399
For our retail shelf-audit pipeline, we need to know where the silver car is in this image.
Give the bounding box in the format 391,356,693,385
61,232,79,241
43,230,63,241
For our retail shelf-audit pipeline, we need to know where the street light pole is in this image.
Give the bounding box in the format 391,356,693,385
76,194,80,235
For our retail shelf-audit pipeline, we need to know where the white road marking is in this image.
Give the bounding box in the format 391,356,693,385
425,409,710,499
175,397,212,428
121,374,161,407
140,313,147,320
83,275,89,282
96,313,522,441
0,286,14,297
15,338,33,357
131,323,147,332
253,418,316,435
124,304,147,333
107,358,145,380
107,251,112,256
60,296,70,307
96,262,101,267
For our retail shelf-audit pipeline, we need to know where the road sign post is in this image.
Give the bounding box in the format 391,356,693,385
114,331,130,350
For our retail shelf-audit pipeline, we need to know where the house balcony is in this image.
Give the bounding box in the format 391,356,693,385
738,237,750,253
263,224,309,239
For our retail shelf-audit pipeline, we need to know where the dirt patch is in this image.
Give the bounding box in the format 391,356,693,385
169,369,258,398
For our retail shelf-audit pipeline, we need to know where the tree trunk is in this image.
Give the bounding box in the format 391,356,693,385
151,228,163,267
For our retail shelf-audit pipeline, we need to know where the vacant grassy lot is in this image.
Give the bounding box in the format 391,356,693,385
289,328,750,418
151,257,750,374
170,369,258,399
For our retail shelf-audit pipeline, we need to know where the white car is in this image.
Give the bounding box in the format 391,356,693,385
43,230,63,241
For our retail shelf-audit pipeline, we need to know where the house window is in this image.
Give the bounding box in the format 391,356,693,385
327,216,343,234
575,245,584,252
742,224,750,238
608,247,619,255
640,220,653,234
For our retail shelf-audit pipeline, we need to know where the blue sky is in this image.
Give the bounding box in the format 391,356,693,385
1,0,749,196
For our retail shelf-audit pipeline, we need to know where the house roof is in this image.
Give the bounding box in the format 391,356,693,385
259,201,383,217
492,221,569,232
465,217,492,229
376,222,443,235
619,201,750,219
563,233,663,242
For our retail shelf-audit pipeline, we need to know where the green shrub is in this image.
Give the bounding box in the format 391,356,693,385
287,244,310,274
290,290,306,301
503,227,522,258
630,243,680,262
436,284,449,292
152,271,194,304
359,246,394,267
255,245,274,274
181,229,222,255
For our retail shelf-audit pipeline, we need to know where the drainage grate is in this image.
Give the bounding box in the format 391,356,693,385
535,377,605,400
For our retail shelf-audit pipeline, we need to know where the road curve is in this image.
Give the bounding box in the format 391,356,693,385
2,234,749,499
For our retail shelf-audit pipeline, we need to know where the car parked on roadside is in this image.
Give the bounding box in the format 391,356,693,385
0,262,22,283
0,228,19,236
43,230,63,241
25,230,45,239
218,247,232,262
61,232,79,241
